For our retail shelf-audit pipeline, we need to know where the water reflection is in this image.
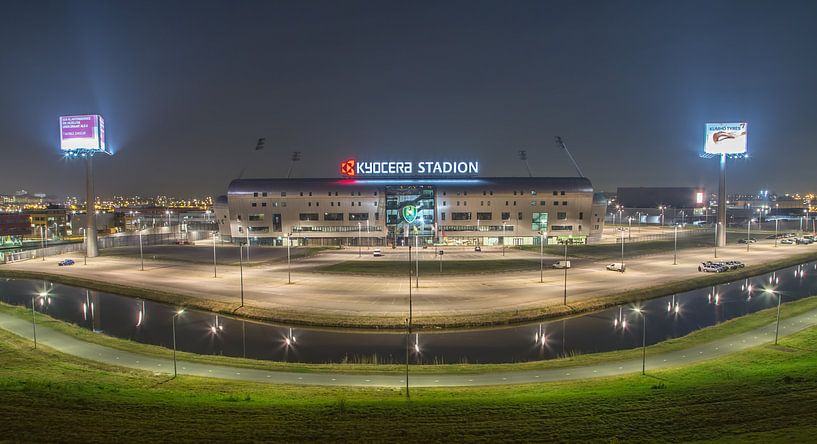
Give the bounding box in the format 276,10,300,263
2,261,816,365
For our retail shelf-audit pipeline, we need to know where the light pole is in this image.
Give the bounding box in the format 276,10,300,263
747,218,753,252
358,222,361,258
31,295,37,349
773,289,783,345
139,228,144,271
620,226,625,264
563,240,568,305
81,228,87,265
172,309,184,377
40,225,45,261
414,228,419,289
633,307,647,375
212,231,218,278
714,222,720,258
406,244,413,399
238,242,245,307
539,231,544,283
628,216,632,241
502,221,507,256
366,220,370,250
287,233,292,284
774,219,779,248
673,224,678,265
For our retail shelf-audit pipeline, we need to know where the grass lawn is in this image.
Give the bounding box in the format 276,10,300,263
2,295,817,376
1,322,816,441
316,258,541,275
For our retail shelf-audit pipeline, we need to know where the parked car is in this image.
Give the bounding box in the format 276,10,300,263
372,249,384,257
796,237,814,245
737,238,757,244
58,259,75,266
552,260,571,269
474,245,482,252
175,239,192,245
781,238,796,244
699,263,726,273
605,262,626,272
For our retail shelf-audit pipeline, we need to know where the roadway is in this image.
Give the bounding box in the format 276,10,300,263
1,307,815,387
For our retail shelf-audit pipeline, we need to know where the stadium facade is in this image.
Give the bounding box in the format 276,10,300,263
214,168,607,246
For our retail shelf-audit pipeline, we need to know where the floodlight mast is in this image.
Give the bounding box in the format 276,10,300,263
717,153,727,247
555,136,585,177
85,154,99,257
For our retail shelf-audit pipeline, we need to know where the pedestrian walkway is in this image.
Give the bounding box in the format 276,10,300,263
2,309,816,387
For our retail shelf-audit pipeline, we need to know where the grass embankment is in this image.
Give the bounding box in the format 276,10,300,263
1,324,816,441
101,246,330,266
2,251,817,330
3,295,816,376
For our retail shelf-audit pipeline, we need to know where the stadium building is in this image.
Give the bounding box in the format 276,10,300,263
214,159,607,247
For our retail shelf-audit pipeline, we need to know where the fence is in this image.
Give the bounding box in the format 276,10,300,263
0,229,211,264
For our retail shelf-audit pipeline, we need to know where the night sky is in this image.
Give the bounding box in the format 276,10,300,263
1,0,816,198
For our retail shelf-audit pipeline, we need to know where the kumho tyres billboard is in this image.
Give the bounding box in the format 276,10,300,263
704,122,747,154
60,115,107,152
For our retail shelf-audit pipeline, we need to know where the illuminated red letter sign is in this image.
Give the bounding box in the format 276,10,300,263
340,159,356,176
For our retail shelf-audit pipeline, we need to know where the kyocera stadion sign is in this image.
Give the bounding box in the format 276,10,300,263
340,159,479,177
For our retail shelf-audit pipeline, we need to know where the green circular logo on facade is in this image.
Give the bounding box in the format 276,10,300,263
402,205,418,223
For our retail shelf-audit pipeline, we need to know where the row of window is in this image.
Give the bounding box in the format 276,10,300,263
253,191,378,198
441,200,571,207
298,213,374,221
251,201,376,208
293,225,385,233
251,190,572,198
440,211,580,221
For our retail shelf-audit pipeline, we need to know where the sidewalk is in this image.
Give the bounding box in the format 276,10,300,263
2,308,816,387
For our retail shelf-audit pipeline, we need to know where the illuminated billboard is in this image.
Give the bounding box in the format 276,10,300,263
704,122,747,154
340,159,479,177
60,115,108,152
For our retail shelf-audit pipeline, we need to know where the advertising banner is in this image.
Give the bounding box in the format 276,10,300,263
60,115,106,151
704,122,747,154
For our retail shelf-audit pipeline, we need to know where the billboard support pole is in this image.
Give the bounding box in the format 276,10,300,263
717,154,727,248
85,155,99,257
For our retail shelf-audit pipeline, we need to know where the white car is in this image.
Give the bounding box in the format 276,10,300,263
781,238,796,245
372,249,383,257
606,263,626,272
699,263,725,273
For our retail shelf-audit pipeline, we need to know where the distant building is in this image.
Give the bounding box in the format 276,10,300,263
0,212,31,245
613,187,708,225
29,206,69,238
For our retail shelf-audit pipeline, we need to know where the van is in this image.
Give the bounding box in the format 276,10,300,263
552,260,571,269
606,262,626,272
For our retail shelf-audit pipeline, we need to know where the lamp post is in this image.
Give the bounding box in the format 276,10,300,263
563,240,568,305
774,219,779,248
287,233,292,284
628,216,632,241
747,218,754,252
414,228,419,289
41,225,45,261
406,244,413,399
633,307,647,375
620,226,625,264
714,222,720,258
673,224,678,265
212,231,218,278
31,295,37,349
172,309,185,377
539,231,544,283
358,222,362,258
502,221,507,256
81,227,87,265
773,290,783,345
238,242,245,307
366,220,370,250
138,228,144,271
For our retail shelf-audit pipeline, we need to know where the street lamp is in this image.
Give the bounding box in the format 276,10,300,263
287,232,292,284
139,227,145,271
774,219,779,248
632,307,647,375
714,222,721,258
238,242,245,307
747,218,755,252
212,231,218,278
538,231,544,283
502,221,507,256
406,243,413,399
358,222,362,258
414,227,419,289
172,309,185,377
31,295,38,349
40,225,45,261
562,239,569,305
673,224,678,265
628,216,632,241
620,225,625,264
